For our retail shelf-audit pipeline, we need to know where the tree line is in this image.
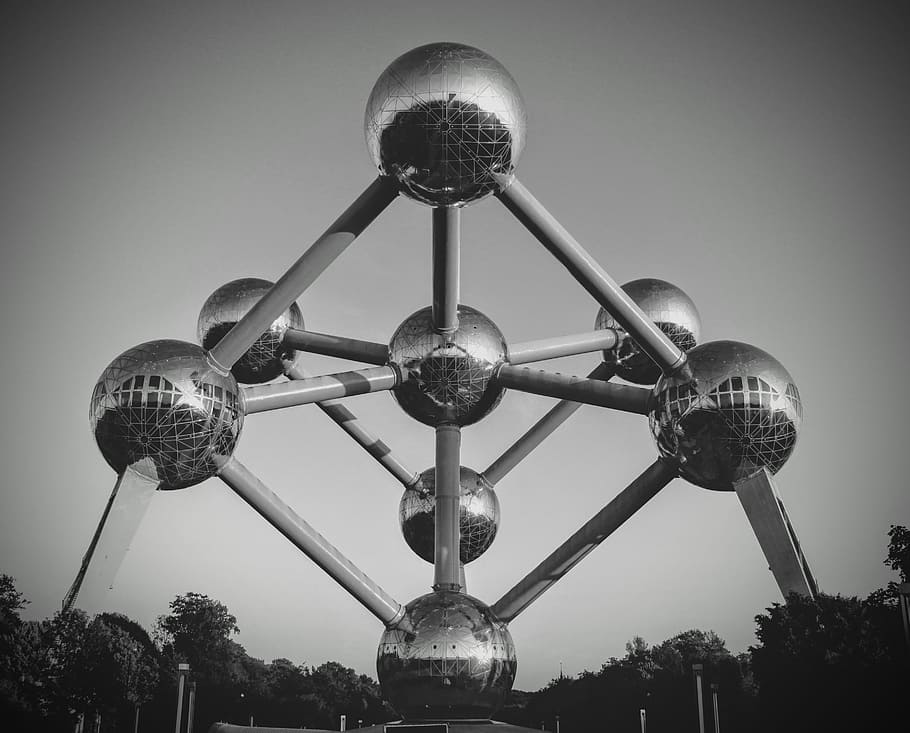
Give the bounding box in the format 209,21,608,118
2,525,907,732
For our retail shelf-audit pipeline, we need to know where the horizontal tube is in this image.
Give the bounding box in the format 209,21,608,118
243,366,398,414
491,458,678,622
496,364,651,414
207,176,397,372
482,363,613,487
496,177,686,375
218,456,405,627
508,329,619,365
286,364,419,488
284,329,388,365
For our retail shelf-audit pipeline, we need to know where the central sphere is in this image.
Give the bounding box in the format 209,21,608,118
365,42,527,206
197,278,304,384
400,466,500,564
389,305,506,427
649,340,803,491
90,340,243,489
377,591,516,721
595,278,701,385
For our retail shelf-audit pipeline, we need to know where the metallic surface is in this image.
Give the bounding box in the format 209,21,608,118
495,177,687,374
491,458,678,622
283,329,389,366
377,591,516,720
243,366,399,414
734,469,817,598
507,329,619,366
595,278,701,385
432,206,460,333
390,305,506,427
198,278,304,384
434,425,463,591
649,340,803,491
400,466,500,565
218,456,406,626
90,340,243,489
207,176,398,372
365,43,526,206
482,364,613,487
495,365,650,414
286,364,419,488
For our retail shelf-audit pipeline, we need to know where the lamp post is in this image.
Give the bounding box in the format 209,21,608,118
174,663,190,733
898,582,910,651
692,664,705,733
710,683,720,733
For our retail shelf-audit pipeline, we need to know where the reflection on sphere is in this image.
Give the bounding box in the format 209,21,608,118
595,278,701,385
389,305,506,427
377,591,516,720
649,340,802,491
198,278,304,384
90,340,243,489
365,42,526,206
400,466,499,564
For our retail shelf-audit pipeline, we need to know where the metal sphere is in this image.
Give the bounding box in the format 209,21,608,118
90,340,243,490
197,278,304,384
595,278,701,385
365,42,527,206
389,305,506,427
400,466,500,565
649,340,803,491
377,591,516,721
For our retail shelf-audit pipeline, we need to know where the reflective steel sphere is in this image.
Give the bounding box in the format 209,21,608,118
595,278,701,385
365,42,527,206
389,305,506,427
377,591,516,720
649,340,803,491
400,466,500,564
198,278,304,384
90,340,243,490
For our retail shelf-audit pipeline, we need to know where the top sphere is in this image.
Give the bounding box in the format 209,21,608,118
198,278,304,384
90,340,243,490
365,42,527,206
649,340,802,491
595,278,701,385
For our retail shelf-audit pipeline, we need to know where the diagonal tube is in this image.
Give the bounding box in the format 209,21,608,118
207,176,398,372
482,364,614,487
218,456,406,627
496,364,651,414
432,206,460,334
507,330,620,365
495,177,686,376
491,458,678,622
285,364,419,488
434,424,462,591
283,329,389,365
242,366,399,414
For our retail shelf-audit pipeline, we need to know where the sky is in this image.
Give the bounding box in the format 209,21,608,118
1,1,908,691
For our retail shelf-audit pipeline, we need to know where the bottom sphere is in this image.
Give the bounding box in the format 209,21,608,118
377,591,516,721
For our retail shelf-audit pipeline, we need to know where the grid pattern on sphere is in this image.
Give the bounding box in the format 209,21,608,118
197,278,303,383
90,343,242,488
365,43,526,205
390,307,506,425
651,375,799,479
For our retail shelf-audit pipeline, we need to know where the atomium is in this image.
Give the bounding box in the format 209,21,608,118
377,591,516,721
595,278,701,385
198,278,304,384
90,340,243,490
390,305,507,427
400,466,500,564
649,340,802,491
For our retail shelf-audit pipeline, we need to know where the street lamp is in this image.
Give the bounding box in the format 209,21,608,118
710,683,720,733
898,582,910,651
692,664,705,733
175,663,190,733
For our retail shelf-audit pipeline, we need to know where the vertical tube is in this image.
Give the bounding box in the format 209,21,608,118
711,683,720,733
693,665,706,733
496,178,685,375
174,670,186,733
432,206,460,334
207,176,397,372
186,683,196,733
134,705,140,733
434,424,462,591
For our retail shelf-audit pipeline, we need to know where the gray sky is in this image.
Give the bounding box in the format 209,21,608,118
1,1,908,690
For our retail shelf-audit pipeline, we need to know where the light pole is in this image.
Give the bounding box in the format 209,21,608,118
710,683,720,733
898,582,910,651
692,664,705,733
174,663,190,733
